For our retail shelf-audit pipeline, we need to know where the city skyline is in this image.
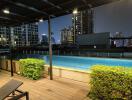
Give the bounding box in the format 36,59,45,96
38,14,72,44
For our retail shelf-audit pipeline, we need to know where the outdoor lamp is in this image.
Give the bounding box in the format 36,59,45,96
3,9,10,14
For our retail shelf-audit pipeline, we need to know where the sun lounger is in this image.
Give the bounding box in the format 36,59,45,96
0,79,29,100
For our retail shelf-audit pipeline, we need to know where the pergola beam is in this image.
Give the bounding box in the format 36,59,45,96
0,15,24,25
0,13,26,21
42,0,75,13
82,0,88,4
3,0,49,16
10,12,26,18
0,16,12,20
41,0,62,10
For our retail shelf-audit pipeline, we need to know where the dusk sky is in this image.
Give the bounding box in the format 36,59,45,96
38,14,72,43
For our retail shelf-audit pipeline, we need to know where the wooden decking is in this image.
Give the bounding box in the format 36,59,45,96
0,71,90,100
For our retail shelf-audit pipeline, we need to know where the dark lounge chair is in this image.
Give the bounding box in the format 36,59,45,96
0,79,29,100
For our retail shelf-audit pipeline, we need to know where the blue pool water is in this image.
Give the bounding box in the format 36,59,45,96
43,56,132,70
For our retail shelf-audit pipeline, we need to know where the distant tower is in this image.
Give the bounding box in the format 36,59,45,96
60,26,73,44
41,34,48,45
51,32,56,44
51,36,56,44
72,9,93,35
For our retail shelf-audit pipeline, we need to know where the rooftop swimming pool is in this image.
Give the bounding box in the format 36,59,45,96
43,56,132,70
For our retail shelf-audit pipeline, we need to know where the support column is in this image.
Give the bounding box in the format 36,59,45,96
48,16,53,80
10,27,14,76
25,24,29,46
10,48,13,76
74,14,76,44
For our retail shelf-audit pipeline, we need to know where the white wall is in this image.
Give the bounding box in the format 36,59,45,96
94,0,132,36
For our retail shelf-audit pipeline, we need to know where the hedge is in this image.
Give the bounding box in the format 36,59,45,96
19,58,45,80
88,65,132,100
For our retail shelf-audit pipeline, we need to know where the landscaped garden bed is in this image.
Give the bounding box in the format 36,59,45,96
89,65,132,99
19,58,45,80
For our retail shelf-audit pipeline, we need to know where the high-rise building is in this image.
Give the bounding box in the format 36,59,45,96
72,9,93,35
26,23,39,46
60,9,93,45
41,33,56,45
41,34,48,45
60,26,73,44
11,25,26,47
0,23,39,47
0,26,10,46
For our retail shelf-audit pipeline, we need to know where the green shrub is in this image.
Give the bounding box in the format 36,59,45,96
19,58,45,80
88,65,132,100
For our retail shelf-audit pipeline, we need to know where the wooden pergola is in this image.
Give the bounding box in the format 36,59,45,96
0,0,119,80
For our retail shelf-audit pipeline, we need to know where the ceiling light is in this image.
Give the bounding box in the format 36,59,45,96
73,9,78,14
39,19,43,22
3,9,10,14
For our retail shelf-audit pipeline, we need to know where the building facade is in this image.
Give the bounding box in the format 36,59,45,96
60,26,73,44
0,23,39,47
72,9,93,35
26,23,39,46
0,26,10,47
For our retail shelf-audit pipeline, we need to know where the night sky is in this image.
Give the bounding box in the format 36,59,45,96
38,14,72,43
38,0,132,44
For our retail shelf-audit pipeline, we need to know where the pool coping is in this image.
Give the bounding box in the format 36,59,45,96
45,55,132,61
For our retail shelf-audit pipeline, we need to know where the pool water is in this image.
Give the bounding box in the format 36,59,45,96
43,56,132,70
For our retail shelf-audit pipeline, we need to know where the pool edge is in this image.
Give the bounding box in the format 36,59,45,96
44,65,90,83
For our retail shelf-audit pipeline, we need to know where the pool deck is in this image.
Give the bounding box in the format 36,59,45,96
0,70,90,100
44,65,91,82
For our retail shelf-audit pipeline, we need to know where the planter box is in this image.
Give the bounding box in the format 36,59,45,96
0,60,20,73
0,60,8,70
